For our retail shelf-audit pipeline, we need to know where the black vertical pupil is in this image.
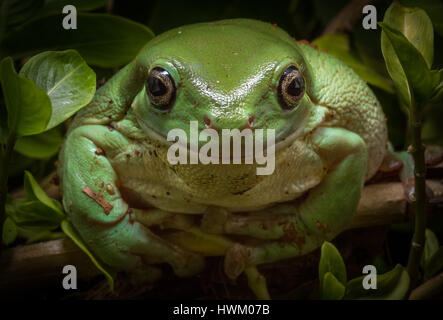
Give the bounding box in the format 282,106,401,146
148,74,168,96
287,77,304,97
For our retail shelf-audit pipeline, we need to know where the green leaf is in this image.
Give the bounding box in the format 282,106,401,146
3,0,44,28
321,272,345,300
400,0,443,37
422,229,439,272
61,220,115,291
380,2,435,107
384,2,434,68
1,13,155,68
425,246,443,278
2,217,18,246
380,22,437,104
429,69,443,103
345,264,410,300
24,170,64,220
319,241,347,289
20,50,96,130
6,199,60,228
18,227,64,244
14,126,63,158
313,34,395,94
0,57,51,136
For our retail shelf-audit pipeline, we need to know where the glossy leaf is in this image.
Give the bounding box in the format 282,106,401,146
429,69,443,103
3,0,44,28
313,34,395,94
384,2,434,68
14,126,63,158
319,241,347,289
24,170,64,220
6,198,60,227
20,50,96,130
380,22,436,104
345,264,410,300
61,220,115,291
425,246,443,278
321,272,345,300
2,217,18,245
422,229,439,271
0,57,51,136
17,227,64,244
1,13,155,68
400,0,443,36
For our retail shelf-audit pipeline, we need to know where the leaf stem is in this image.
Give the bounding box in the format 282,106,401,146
0,132,15,254
406,103,427,288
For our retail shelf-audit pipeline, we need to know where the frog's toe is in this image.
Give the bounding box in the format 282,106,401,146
130,264,163,286
170,251,206,277
224,243,250,280
201,208,230,234
129,222,206,278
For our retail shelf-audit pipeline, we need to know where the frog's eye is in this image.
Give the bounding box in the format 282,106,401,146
146,67,176,111
277,65,305,110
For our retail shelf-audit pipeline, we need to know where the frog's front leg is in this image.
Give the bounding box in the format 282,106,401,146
207,127,368,278
60,125,205,279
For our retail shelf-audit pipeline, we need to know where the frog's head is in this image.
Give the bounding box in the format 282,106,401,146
132,19,314,154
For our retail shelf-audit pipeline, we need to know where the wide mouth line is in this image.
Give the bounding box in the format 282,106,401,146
138,118,302,161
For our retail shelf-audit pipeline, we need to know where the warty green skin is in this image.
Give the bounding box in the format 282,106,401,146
59,19,388,281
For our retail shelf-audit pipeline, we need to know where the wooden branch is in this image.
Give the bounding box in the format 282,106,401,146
409,271,443,300
1,178,443,294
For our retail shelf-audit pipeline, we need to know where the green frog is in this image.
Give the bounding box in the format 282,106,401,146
59,19,389,284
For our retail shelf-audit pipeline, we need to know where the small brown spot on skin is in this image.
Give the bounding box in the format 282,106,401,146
281,222,299,242
82,186,113,215
95,147,104,156
106,184,115,195
126,153,131,159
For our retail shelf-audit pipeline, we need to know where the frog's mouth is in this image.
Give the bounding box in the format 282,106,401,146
136,117,306,163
